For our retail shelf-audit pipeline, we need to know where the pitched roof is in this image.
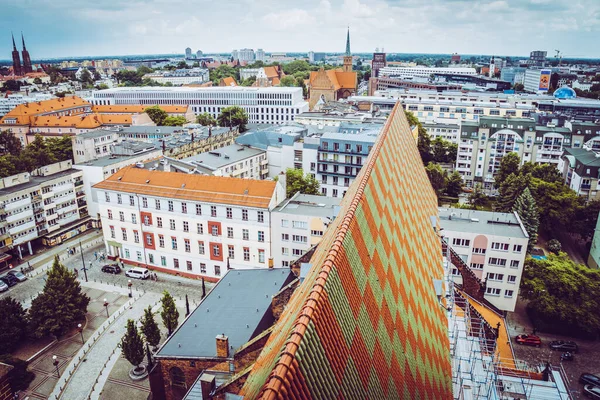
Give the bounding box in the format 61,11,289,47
263,66,280,80
93,166,278,208
91,105,190,114
241,103,452,398
29,113,131,129
309,69,357,91
220,76,238,87
3,96,89,118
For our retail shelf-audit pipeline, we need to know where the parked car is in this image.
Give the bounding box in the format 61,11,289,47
7,270,27,282
583,385,600,398
0,275,19,287
101,264,121,274
0,280,8,292
515,334,542,347
580,373,600,387
125,267,149,280
549,340,578,353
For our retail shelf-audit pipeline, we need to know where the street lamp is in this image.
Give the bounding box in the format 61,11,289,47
128,280,133,298
78,323,84,344
52,355,60,378
103,298,109,318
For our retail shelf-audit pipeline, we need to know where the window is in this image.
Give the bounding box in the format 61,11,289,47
292,221,307,229
212,245,220,258
157,217,163,228
136,251,142,261
110,226,115,239
472,248,486,254
228,245,235,259
504,289,514,298
292,235,307,243
155,199,161,210
105,192,110,202
117,194,122,204
211,225,219,236
242,209,248,221
129,196,135,206
243,229,249,240
258,249,265,263
119,211,125,222
487,273,504,282
197,223,204,235
196,204,202,215
161,256,166,266
148,253,154,264
508,275,517,284
510,260,520,268
170,219,175,230
146,234,153,246
181,202,187,214
486,287,501,296
513,244,523,253
124,249,130,258
173,258,179,269
131,214,137,224
121,228,128,241
186,261,192,271
183,221,189,232
293,248,303,256
470,263,484,270
281,219,289,227
171,237,178,250
184,239,191,253
491,242,509,251
282,247,289,255
198,241,205,255
282,261,289,267
257,211,264,223
211,206,217,217
142,197,148,208
134,231,139,243
489,257,507,267
200,263,206,273
214,265,221,276
258,231,265,242
168,200,174,212
282,233,289,241
226,207,232,219
243,247,250,261
452,238,470,247
107,209,113,220
311,230,323,237
159,235,165,248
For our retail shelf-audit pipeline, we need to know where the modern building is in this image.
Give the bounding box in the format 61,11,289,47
529,50,547,66
176,144,268,179
271,193,340,268
524,69,552,93
93,166,286,280
439,208,529,312
142,68,209,86
500,66,527,85
371,51,386,77
255,48,265,62
231,48,255,63
185,48,192,59
91,87,309,124
307,51,325,63
379,65,477,79
422,121,461,143
560,147,600,202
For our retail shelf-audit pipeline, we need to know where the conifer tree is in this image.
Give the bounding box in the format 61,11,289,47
140,306,161,348
120,319,145,369
513,187,539,251
160,291,179,336
0,297,27,352
28,256,90,338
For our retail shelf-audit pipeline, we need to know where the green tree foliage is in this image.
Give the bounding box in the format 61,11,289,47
209,65,239,85
19,134,56,171
145,105,168,125
160,291,179,336
405,111,432,164
115,66,154,86
547,239,562,254
79,69,93,85
218,106,248,132
240,76,256,87
494,152,520,188
445,171,463,197
0,130,22,156
431,137,458,163
33,77,42,85
521,254,600,338
496,173,531,212
120,319,145,368
285,168,320,198
0,297,27,352
176,61,190,69
162,116,187,126
279,76,297,87
282,60,311,75
573,200,600,241
28,256,90,338
196,113,217,126
140,306,161,348
513,83,524,91
96,83,109,90
513,187,539,251
468,184,488,209
425,162,446,196
2,80,20,92
46,135,73,162
0,355,34,392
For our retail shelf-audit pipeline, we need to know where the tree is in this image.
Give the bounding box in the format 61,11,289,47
145,105,168,125
19,134,56,172
282,60,311,75
96,83,109,90
573,200,600,241
0,130,22,156
33,77,42,85
513,83,524,91
162,116,187,126
0,297,27,352
445,171,463,197
513,187,539,251
285,168,320,198
468,184,487,209
495,152,520,188
240,76,256,87
28,256,90,338
405,111,431,164
120,319,145,370
160,291,179,336
521,254,600,338
196,113,217,126
79,69,93,85
140,306,161,348
218,106,248,132
279,76,297,87
547,239,562,254
425,162,446,196
45,135,73,162
431,137,457,164
532,178,582,231
0,356,34,392
3,80,20,91
496,173,531,212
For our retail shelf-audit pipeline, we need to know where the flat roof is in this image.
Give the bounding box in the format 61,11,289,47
320,129,380,143
181,144,265,169
157,268,295,358
96,86,303,93
0,168,80,196
74,149,160,168
438,208,527,238
77,129,118,139
273,193,341,217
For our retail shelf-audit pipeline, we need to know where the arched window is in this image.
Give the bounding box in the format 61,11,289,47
169,366,186,388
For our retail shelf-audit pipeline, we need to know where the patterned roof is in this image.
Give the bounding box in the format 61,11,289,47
240,104,452,399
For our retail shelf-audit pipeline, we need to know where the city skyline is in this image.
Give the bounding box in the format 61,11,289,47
1,0,599,59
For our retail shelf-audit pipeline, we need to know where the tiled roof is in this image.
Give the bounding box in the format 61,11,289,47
91,105,190,114
263,66,280,80
29,113,131,129
309,69,357,91
221,76,238,87
241,104,452,399
2,96,89,118
93,166,278,208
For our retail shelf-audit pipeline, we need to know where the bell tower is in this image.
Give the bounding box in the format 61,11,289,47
343,27,352,73
11,33,22,76
21,33,33,74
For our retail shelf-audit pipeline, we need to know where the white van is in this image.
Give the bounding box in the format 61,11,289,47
125,267,150,280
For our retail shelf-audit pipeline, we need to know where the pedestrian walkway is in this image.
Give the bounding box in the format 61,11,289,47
57,292,162,400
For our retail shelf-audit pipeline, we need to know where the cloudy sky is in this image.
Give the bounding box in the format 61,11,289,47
2,0,599,59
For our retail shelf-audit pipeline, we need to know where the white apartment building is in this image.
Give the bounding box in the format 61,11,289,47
255,49,266,62
422,121,461,143
91,87,309,125
0,93,53,116
177,144,268,179
524,69,552,93
239,68,261,81
72,129,120,163
379,66,477,79
93,167,286,280
271,193,340,268
439,208,529,312
142,68,209,86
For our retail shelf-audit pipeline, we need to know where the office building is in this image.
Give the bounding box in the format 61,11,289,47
91,87,309,124
232,48,255,62
524,69,552,93
142,68,209,86
500,66,526,85
255,48,265,62
529,50,547,66
0,93,52,116
439,208,529,312
93,166,286,279
371,51,386,77
184,48,192,59
379,65,477,79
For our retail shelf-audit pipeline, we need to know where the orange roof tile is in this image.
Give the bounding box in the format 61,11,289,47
309,69,357,91
93,166,277,208
220,77,238,87
3,96,90,118
263,66,280,80
91,105,190,114
29,113,131,129
99,114,132,125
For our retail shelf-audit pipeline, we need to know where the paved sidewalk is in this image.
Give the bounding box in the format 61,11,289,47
21,230,103,270
58,292,162,400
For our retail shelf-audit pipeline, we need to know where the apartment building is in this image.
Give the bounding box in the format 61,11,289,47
142,68,209,86
560,148,600,202
422,121,461,143
524,69,552,93
271,193,340,268
93,166,286,280
91,87,309,125
378,66,477,79
0,161,90,264
439,208,529,312
177,144,268,179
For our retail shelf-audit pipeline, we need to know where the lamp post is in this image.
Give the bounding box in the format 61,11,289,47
127,280,133,298
103,298,109,318
78,323,84,343
52,355,60,378
79,241,88,282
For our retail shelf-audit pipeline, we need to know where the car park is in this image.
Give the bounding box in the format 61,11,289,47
7,270,27,282
515,334,542,347
0,275,19,287
580,373,600,387
583,385,600,399
125,267,149,280
0,280,8,292
101,264,122,274
549,340,578,353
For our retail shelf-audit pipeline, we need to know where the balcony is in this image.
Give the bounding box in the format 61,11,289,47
76,191,85,198
5,197,31,211
74,180,84,187
9,220,36,235
13,231,38,245
581,184,592,190
6,211,34,224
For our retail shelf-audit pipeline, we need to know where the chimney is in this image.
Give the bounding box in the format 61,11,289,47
199,373,216,399
216,334,229,357
268,258,274,269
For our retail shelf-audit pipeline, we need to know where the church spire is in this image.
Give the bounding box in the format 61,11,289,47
345,26,351,56
21,32,26,50
12,32,17,51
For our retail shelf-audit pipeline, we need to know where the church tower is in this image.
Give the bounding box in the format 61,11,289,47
343,27,352,73
11,33,22,76
21,33,32,74
489,56,495,78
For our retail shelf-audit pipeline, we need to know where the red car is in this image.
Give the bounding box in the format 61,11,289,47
515,334,542,347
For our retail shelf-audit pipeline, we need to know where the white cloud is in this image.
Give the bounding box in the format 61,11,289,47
262,9,316,31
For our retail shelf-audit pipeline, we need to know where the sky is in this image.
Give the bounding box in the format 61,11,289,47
1,0,599,59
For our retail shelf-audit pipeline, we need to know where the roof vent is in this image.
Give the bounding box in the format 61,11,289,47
145,180,150,184
181,184,185,188
244,189,249,195
117,176,122,181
